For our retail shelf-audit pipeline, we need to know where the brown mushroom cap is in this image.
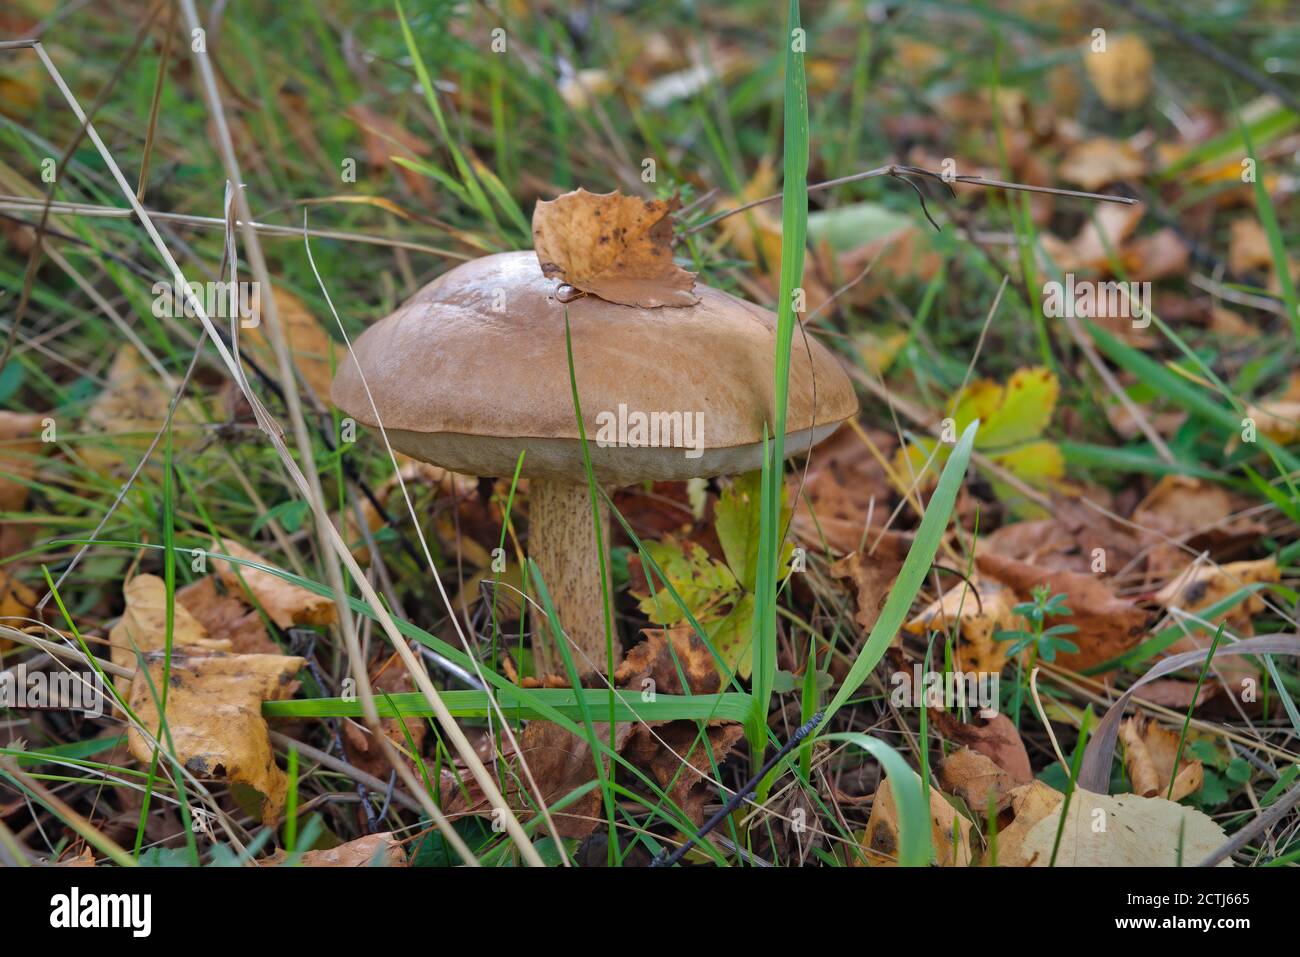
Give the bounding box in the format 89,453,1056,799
331,251,857,483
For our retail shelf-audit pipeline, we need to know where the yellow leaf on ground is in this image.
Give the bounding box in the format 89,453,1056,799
1039,202,1145,273
0,571,37,651
1154,557,1278,627
1228,217,1274,275
213,538,338,630
1155,557,1279,697
905,573,1019,674
988,779,1063,866
989,440,1067,488
902,367,1064,508
1084,34,1153,111
1244,399,1300,445
127,652,304,826
81,347,206,474
859,775,972,866
0,409,47,509
109,575,231,694
711,160,783,275
952,379,1005,435
976,367,1059,448
531,187,699,308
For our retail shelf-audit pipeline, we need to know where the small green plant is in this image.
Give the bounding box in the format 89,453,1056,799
995,585,1079,663
996,586,1078,724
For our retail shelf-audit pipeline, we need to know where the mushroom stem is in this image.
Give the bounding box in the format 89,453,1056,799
529,477,615,672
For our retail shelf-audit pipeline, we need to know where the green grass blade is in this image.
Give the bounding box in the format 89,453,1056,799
751,0,810,757
820,732,931,866
820,420,978,726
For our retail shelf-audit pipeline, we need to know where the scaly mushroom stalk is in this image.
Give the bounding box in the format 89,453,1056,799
528,478,610,673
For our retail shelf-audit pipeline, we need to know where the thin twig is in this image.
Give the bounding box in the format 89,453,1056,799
652,711,823,867
684,163,1138,236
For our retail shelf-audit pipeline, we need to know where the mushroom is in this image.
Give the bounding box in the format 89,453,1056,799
331,251,857,672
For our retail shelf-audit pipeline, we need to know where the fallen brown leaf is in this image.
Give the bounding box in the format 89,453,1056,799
829,534,909,633
1119,713,1203,801
1122,228,1190,281
81,347,204,474
1131,475,1265,577
264,831,406,867
213,538,337,630
486,720,634,840
531,187,699,308
0,410,48,558
938,747,1021,815
1059,138,1145,192
1039,201,1144,274
346,103,433,200
1229,216,1273,275
624,720,744,825
929,709,1032,783
243,288,338,401
342,659,426,780
176,576,278,655
615,627,721,695
791,424,900,554
1244,399,1300,445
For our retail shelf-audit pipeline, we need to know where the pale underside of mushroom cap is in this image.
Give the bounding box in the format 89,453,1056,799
331,251,858,483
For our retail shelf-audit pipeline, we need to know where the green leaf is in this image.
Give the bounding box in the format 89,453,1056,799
715,470,792,591
806,201,914,252
708,592,756,680
637,539,739,626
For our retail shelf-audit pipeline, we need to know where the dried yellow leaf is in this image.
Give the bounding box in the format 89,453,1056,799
109,574,231,695
127,652,304,825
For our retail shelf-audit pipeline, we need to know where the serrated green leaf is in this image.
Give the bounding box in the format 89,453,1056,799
637,539,739,626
